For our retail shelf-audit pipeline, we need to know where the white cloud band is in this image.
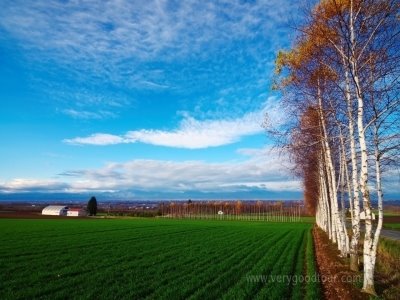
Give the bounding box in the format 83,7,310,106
0,147,299,195
63,101,283,149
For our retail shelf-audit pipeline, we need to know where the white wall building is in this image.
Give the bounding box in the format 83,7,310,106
67,208,87,217
42,205,68,216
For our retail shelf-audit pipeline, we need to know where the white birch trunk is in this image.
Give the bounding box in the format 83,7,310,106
372,123,383,251
353,61,375,295
321,151,334,241
348,8,376,293
340,148,350,253
317,84,348,256
365,123,384,295
338,127,350,253
320,156,332,239
343,56,361,271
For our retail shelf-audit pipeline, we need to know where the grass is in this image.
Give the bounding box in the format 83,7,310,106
305,230,320,299
371,210,400,217
100,214,316,223
376,237,400,299
0,218,316,299
383,223,400,231
378,237,400,261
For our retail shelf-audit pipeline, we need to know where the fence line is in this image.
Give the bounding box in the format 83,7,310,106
159,201,305,222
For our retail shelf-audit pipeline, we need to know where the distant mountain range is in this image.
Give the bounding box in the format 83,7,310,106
0,190,304,202
0,190,399,203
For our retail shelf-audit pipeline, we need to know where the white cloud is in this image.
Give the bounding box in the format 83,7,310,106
237,148,270,156
0,179,68,192
62,109,117,120
0,146,298,194
220,181,301,192
2,146,397,197
65,133,126,146
124,112,263,149
63,100,280,148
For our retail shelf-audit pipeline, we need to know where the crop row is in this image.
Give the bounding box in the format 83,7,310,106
0,218,316,299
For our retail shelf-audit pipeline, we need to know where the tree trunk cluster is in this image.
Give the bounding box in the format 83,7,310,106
273,0,399,295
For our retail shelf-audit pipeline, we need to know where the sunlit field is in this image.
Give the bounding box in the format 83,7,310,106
0,218,318,299
383,223,400,231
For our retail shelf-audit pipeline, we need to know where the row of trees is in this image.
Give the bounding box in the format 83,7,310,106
160,200,304,222
273,0,399,295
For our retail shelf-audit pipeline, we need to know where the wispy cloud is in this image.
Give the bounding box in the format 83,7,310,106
62,109,117,120
0,0,297,116
0,0,294,63
63,100,283,148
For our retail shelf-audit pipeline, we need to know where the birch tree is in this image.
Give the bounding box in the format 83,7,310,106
272,0,399,295
312,0,399,294
275,35,350,256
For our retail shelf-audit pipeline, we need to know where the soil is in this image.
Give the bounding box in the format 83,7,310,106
384,216,400,223
313,226,369,300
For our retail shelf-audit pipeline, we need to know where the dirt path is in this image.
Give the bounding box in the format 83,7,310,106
313,226,368,300
378,229,400,241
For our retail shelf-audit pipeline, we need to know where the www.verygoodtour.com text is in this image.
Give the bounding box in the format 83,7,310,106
246,273,361,285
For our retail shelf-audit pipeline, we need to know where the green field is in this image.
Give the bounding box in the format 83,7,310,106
0,218,318,299
383,223,400,231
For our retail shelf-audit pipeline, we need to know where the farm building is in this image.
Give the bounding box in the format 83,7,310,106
67,208,87,217
42,205,68,216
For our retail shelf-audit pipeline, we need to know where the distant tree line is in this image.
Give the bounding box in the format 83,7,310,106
159,200,305,222
107,210,162,218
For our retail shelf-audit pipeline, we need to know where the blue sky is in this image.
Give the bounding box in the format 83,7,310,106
3,0,388,201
